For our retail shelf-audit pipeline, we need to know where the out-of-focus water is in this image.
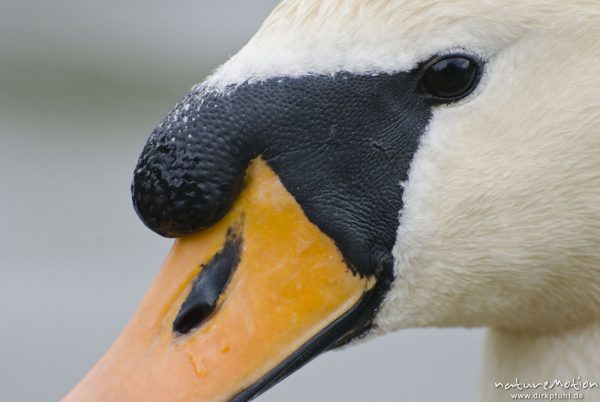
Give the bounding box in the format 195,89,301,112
0,2,484,401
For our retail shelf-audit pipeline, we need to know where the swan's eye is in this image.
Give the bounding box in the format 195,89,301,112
419,55,481,101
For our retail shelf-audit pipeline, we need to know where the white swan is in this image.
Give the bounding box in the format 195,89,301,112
63,1,600,401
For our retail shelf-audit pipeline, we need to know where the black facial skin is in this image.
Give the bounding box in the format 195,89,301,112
132,55,482,402
133,71,431,278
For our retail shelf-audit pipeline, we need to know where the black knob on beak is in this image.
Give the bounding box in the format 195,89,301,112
132,91,258,237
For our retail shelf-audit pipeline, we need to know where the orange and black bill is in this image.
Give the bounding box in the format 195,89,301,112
63,67,431,401
62,160,383,402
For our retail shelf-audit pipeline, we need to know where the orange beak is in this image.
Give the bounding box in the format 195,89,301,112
62,159,377,402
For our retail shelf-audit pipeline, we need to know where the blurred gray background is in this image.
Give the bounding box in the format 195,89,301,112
0,1,484,401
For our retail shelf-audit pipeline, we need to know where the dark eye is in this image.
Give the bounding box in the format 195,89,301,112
419,55,481,101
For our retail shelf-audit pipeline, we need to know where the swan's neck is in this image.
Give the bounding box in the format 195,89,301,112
480,321,600,402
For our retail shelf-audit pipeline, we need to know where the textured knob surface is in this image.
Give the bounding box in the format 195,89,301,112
132,90,258,237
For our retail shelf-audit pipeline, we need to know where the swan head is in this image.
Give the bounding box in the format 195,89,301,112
64,1,600,401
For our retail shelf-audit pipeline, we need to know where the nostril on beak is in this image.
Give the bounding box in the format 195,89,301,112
173,304,213,335
173,225,242,335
